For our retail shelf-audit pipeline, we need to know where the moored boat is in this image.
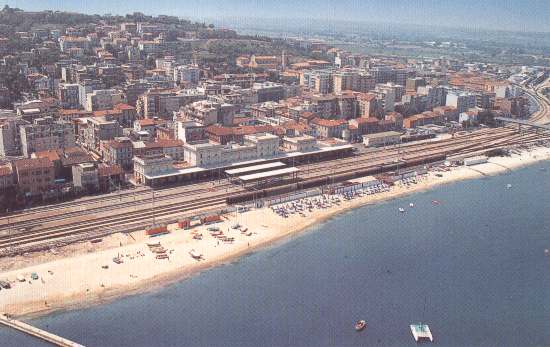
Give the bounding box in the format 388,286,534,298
410,323,433,342
355,320,367,331
189,249,203,260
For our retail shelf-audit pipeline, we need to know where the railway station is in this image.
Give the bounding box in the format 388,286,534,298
225,162,286,182
237,167,300,187
138,144,353,187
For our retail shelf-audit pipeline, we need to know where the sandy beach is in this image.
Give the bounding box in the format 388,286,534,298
1,146,549,319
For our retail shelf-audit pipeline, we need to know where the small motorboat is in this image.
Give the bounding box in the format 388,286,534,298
355,320,367,331
189,249,203,260
410,323,433,342
399,207,406,213
409,203,414,208
431,200,440,205
506,184,512,189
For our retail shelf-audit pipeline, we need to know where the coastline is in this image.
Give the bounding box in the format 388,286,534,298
1,146,550,319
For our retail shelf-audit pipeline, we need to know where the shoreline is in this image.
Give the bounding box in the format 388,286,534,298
1,146,550,320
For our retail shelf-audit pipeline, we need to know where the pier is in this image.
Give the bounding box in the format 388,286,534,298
0,314,85,347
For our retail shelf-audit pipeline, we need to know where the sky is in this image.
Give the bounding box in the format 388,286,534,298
2,0,550,33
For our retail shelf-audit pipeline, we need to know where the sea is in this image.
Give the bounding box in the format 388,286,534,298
2,163,550,346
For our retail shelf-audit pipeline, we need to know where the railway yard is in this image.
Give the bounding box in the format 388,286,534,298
1,124,550,257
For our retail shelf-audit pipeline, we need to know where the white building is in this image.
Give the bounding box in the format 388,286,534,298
133,154,175,184
183,133,280,167
86,89,126,111
72,163,99,191
446,91,477,113
173,65,200,86
282,135,317,152
362,131,402,147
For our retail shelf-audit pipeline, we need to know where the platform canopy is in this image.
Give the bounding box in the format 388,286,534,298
238,167,300,183
225,161,286,176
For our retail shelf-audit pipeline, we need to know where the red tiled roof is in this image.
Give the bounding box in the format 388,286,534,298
137,118,156,126
15,158,53,170
93,109,123,117
155,139,184,147
206,125,233,137
114,103,135,111
104,140,133,150
311,118,348,127
98,164,123,177
34,149,61,162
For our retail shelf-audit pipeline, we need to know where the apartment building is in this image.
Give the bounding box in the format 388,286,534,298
14,157,55,196
101,137,134,170
83,117,123,151
19,117,75,157
85,89,126,111
57,83,80,109
446,91,477,113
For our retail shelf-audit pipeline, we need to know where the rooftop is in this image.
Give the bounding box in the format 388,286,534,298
15,158,53,170
238,167,300,182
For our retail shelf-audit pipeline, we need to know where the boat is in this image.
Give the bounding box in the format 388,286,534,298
189,249,202,260
355,320,367,331
410,323,433,342
399,207,406,213
112,257,123,264
409,203,415,208
431,200,440,205
506,184,512,189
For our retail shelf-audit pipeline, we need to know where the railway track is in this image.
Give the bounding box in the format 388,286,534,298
0,194,230,251
0,128,532,233
0,127,514,229
0,183,237,231
0,127,548,257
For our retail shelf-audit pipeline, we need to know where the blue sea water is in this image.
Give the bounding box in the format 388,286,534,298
2,163,550,346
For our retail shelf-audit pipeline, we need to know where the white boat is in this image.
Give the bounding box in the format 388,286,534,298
410,323,433,342
355,320,367,331
189,249,202,260
399,208,406,213
409,203,415,208
506,184,512,189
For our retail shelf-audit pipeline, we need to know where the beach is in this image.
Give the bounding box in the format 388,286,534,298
1,146,550,319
